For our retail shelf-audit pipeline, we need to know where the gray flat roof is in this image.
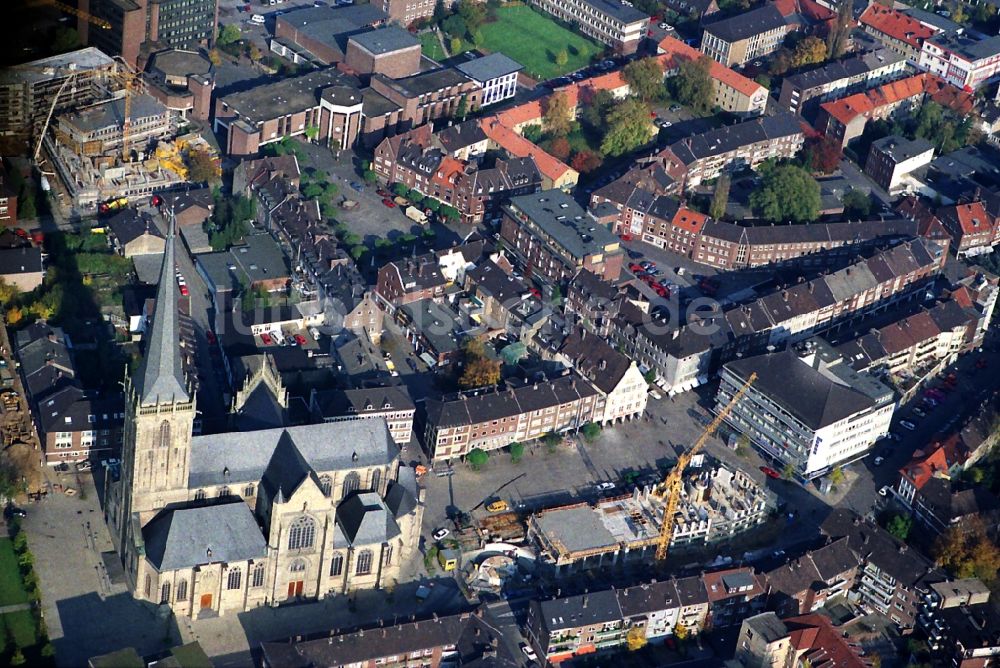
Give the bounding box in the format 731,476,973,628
455,53,523,82
3,47,115,84
61,94,167,133
534,505,619,554
277,4,387,50
506,190,622,261
219,68,357,124
580,0,649,23
149,49,212,78
348,26,419,55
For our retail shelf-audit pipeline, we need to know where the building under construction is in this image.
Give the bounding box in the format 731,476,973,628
44,93,193,210
527,463,770,572
0,47,120,143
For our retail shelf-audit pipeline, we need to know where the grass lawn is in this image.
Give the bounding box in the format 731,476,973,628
478,6,604,80
0,539,29,607
2,610,38,649
419,31,447,61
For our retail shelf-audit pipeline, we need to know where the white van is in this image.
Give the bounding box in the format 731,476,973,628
251,13,265,24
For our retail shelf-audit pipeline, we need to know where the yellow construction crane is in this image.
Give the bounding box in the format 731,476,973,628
27,0,112,29
655,372,757,562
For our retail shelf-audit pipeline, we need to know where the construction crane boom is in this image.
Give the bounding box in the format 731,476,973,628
655,372,757,562
27,0,112,29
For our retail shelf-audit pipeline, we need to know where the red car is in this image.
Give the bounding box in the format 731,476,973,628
382,198,396,208
179,284,190,296
294,334,307,346
151,194,163,207
628,263,643,273
760,466,782,479
260,333,272,345
529,288,541,298
620,233,632,241
206,330,216,345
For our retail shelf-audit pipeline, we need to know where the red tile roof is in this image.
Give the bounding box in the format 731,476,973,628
785,614,867,668
672,206,708,234
820,72,964,126
478,119,574,184
658,36,766,97
860,4,935,48
900,434,967,490
950,201,994,235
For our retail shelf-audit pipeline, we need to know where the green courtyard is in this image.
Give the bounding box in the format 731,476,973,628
476,6,605,80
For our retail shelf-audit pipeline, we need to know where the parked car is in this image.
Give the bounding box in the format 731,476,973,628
294,334,307,346
179,284,189,296
350,181,365,191
381,198,396,208
486,500,509,513
873,456,884,466
912,407,926,418
760,466,781,479
4,505,26,518
596,482,616,491
900,420,917,431
521,644,538,662
260,333,273,345
432,527,449,541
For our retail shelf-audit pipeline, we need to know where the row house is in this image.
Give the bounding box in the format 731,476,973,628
374,237,485,310
735,612,868,668
937,199,1000,257
463,257,551,341
309,385,415,446
859,4,938,65
422,371,601,460
564,269,629,338
500,190,626,284
895,435,1000,535
660,112,806,188
764,537,859,616
778,48,907,116
372,125,541,224
526,569,760,664
589,159,686,233
821,509,943,632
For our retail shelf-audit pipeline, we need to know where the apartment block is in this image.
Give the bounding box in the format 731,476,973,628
937,200,1000,257
423,372,600,460
864,135,935,194
500,190,626,283
365,69,481,144
735,612,867,668
700,4,787,67
920,32,1000,91
764,537,859,616
529,0,650,54
310,386,415,446
661,113,805,188
718,343,896,480
381,0,436,25
455,54,522,107
658,36,769,117
778,48,907,116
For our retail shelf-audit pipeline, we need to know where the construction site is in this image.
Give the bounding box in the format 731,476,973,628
526,460,771,572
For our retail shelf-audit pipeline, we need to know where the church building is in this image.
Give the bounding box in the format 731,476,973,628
104,217,423,618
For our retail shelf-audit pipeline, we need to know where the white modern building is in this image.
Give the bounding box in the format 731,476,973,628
455,53,522,107
716,342,896,480
919,32,1000,91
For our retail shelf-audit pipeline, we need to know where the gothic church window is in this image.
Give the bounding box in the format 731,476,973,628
161,582,171,604
319,475,332,497
330,553,344,577
176,580,187,601
288,516,316,550
342,472,360,498
356,549,373,575
289,559,306,573
227,568,242,590
159,420,170,448
252,563,266,587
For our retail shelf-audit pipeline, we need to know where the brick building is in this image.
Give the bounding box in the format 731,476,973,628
272,5,387,65
344,27,422,79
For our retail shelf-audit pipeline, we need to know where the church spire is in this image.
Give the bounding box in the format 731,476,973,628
135,210,189,406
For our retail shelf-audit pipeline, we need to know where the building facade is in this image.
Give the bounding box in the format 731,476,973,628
528,0,649,54
700,4,787,67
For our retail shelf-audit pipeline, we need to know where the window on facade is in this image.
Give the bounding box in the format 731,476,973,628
289,559,306,573
159,420,171,448
194,489,206,501
384,545,393,566
218,486,230,498
370,469,381,492
319,475,332,497
252,563,266,587
161,582,171,604
356,549,373,575
330,553,344,577
176,579,187,602
244,484,255,497
342,472,360,498
144,575,151,598
288,516,316,550
227,568,242,590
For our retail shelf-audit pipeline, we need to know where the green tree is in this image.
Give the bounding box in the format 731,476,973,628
449,37,462,53
509,441,525,464
601,98,654,157
550,284,563,305
623,57,665,102
709,173,730,220
791,36,827,68
443,14,468,39
455,94,468,120
392,182,409,197
363,170,378,184
750,163,821,223
829,467,845,486
580,422,601,442
467,447,489,470
433,0,448,23
186,147,219,183
440,204,461,223
543,91,573,137
671,56,714,115
555,49,569,66
826,0,853,59
579,89,615,130
886,514,912,540
458,0,487,33
782,462,796,480
350,245,367,261
218,24,242,46
842,189,872,218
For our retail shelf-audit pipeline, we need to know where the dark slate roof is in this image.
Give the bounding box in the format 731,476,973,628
229,233,290,284
559,329,633,394
870,135,935,163
538,590,624,632
467,259,530,305
724,350,876,430
673,576,709,606
820,509,939,587
348,26,419,55
142,502,267,570
336,491,401,546
384,471,418,519
617,580,680,617
188,420,397,488
579,0,648,22
436,120,488,153
0,246,42,276
373,68,470,99
782,49,902,91
107,208,164,247
134,215,189,406
668,113,803,166
455,53,523,82
313,385,415,418
703,3,785,41
36,385,122,434
927,32,1000,62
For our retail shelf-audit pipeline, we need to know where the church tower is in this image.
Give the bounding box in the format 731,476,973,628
116,213,196,554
